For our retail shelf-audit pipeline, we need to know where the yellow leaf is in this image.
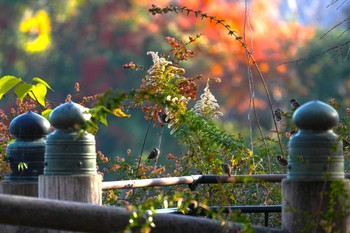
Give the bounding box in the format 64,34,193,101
0,75,22,99
14,83,33,101
248,149,253,157
33,77,53,90
19,10,51,53
112,108,131,118
28,83,47,106
41,108,52,120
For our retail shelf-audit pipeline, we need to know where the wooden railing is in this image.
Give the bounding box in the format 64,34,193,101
101,174,286,190
101,173,350,228
102,173,350,190
0,193,286,233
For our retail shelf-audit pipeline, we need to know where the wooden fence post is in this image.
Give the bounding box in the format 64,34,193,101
282,100,350,232
38,101,102,233
39,101,102,204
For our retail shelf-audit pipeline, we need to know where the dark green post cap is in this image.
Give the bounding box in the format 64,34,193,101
293,100,339,131
7,111,50,181
288,100,344,180
10,111,50,138
49,101,91,130
44,101,96,175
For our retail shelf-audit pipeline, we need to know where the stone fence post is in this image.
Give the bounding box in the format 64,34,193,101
39,101,102,204
0,111,50,232
0,111,50,195
282,100,350,232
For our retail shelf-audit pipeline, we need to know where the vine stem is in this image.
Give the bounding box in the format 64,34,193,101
313,180,327,233
243,0,272,174
136,119,152,177
153,126,164,171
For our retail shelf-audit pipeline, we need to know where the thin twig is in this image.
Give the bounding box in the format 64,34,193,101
244,0,271,174
320,17,350,39
279,40,350,65
136,119,152,177
153,126,164,170
337,27,350,39
326,0,348,10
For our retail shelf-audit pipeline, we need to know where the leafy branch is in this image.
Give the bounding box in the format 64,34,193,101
0,75,53,107
149,4,284,158
174,110,254,174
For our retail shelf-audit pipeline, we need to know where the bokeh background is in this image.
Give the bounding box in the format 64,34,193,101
1,0,349,167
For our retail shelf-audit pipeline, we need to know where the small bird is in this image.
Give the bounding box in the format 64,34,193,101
196,170,203,175
290,99,301,111
221,163,232,177
188,170,203,191
147,147,160,160
158,111,170,126
274,108,283,121
188,182,197,191
290,129,298,135
277,155,288,167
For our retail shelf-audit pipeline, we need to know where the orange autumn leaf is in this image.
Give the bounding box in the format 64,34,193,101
276,64,287,74
259,62,270,73
210,63,223,76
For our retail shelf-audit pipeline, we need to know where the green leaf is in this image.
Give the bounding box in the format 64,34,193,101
0,75,22,99
18,162,28,172
41,108,52,120
32,77,53,91
14,83,33,101
90,106,110,126
28,83,47,106
86,122,99,135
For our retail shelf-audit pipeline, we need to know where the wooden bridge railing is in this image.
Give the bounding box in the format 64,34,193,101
101,174,286,190
101,173,350,190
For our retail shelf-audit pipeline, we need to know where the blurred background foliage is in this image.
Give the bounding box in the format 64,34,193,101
0,0,349,176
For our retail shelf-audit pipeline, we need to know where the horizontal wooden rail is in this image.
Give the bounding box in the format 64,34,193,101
102,175,201,190
102,173,350,190
102,174,285,190
0,193,286,233
156,205,282,215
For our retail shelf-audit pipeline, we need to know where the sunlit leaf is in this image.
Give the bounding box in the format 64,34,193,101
90,106,110,126
86,122,99,135
14,83,33,101
41,108,52,120
0,75,22,99
112,108,131,118
33,77,53,90
28,83,47,107
18,162,28,172
20,10,51,53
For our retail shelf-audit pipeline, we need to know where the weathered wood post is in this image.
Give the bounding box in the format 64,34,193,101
282,100,350,232
39,101,102,204
0,111,50,196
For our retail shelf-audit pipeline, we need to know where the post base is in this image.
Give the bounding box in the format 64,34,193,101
39,174,102,205
282,179,350,233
